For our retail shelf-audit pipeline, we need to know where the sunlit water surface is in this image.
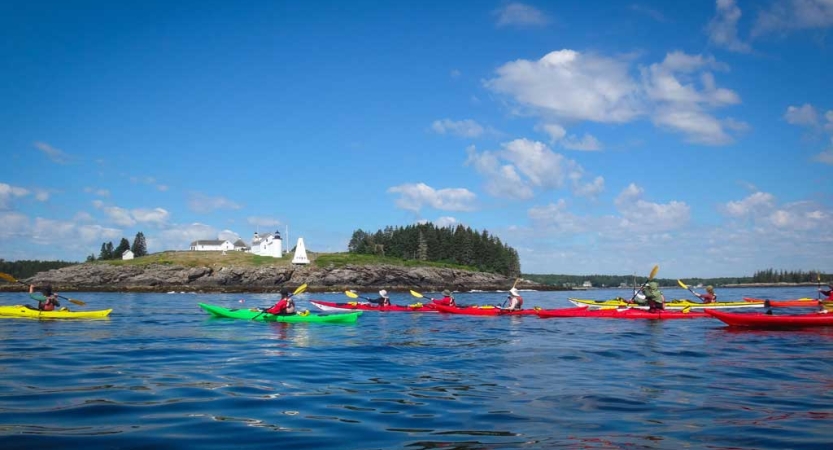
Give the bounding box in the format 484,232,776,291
1,287,832,449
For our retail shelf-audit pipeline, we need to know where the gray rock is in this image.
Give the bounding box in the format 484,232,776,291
21,263,543,293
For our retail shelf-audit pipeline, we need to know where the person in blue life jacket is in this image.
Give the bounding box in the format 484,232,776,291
28,284,60,311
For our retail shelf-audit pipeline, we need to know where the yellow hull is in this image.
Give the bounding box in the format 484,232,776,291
569,298,764,310
0,305,112,319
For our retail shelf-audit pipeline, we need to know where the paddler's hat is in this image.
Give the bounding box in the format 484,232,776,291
379,289,389,298
442,289,452,296
645,281,659,291
706,285,714,293
509,288,520,297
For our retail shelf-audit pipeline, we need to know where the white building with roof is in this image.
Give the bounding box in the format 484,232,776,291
190,240,234,252
251,230,283,258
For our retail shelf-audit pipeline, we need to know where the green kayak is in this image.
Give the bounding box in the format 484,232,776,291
198,303,361,323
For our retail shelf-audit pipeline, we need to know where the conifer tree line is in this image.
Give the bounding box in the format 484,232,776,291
0,259,78,280
348,223,521,277
88,232,148,261
751,269,828,284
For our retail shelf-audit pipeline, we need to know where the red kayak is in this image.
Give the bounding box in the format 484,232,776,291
706,309,833,328
743,297,820,308
537,306,709,319
432,304,539,316
310,300,437,313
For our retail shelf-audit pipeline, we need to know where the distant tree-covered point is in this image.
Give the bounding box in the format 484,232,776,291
523,269,829,288
0,259,78,280
348,223,520,277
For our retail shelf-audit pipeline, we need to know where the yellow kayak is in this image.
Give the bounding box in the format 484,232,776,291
569,298,765,310
0,305,113,319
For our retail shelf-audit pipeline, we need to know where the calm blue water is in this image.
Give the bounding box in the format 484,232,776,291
1,287,832,449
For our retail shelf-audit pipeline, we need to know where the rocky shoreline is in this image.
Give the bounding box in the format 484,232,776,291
0,263,556,293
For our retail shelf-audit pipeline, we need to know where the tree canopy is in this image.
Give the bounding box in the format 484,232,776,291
348,223,520,277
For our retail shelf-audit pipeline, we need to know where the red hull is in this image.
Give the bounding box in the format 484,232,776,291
432,304,539,316
705,309,833,327
743,297,820,308
310,300,436,312
537,306,708,319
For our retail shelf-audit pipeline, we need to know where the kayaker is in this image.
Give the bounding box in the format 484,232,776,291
265,288,296,315
28,284,60,311
431,289,456,307
693,285,717,303
819,283,833,300
367,290,392,307
642,281,665,311
505,288,523,310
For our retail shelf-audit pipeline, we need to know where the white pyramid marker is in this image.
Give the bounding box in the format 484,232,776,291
292,237,310,264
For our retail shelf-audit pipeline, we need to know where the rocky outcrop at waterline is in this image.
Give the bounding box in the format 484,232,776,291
6,263,549,293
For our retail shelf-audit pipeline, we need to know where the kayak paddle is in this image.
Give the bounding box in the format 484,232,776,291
0,272,87,306
409,290,424,298
677,279,698,296
344,290,373,302
630,265,659,302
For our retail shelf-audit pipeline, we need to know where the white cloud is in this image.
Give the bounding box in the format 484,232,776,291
387,183,477,213
132,208,170,225
486,49,644,123
218,229,241,242
0,211,29,237
84,187,111,197
103,206,136,227
0,183,29,210
614,183,691,232
707,0,752,53
188,192,242,213
723,192,775,217
33,141,72,164
572,176,605,198
562,133,602,151
431,119,486,138
433,216,459,228
724,191,776,217
466,139,603,199
528,200,586,233
752,0,833,37
154,223,219,252
816,143,833,164
486,49,743,145
784,103,819,126
494,2,549,28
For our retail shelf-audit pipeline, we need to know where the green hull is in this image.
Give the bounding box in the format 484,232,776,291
198,303,361,323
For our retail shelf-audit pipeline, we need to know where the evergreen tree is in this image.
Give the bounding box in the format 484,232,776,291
114,238,131,258
131,232,148,257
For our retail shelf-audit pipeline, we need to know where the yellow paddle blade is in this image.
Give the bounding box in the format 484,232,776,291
677,279,688,290
344,290,358,299
293,283,308,295
409,290,424,298
0,272,18,284
649,265,659,280
409,302,423,308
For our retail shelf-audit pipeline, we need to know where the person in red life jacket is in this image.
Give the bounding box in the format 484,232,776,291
367,290,391,307
819,283,833,300
431,289,456,307
266,288,296,315
693,285,717,303
505,288,524,310
29,284,60,311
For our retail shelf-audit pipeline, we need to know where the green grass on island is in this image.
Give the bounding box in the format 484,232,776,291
100,250,479,272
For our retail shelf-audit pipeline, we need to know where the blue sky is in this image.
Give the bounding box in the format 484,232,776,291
1,0,832,278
